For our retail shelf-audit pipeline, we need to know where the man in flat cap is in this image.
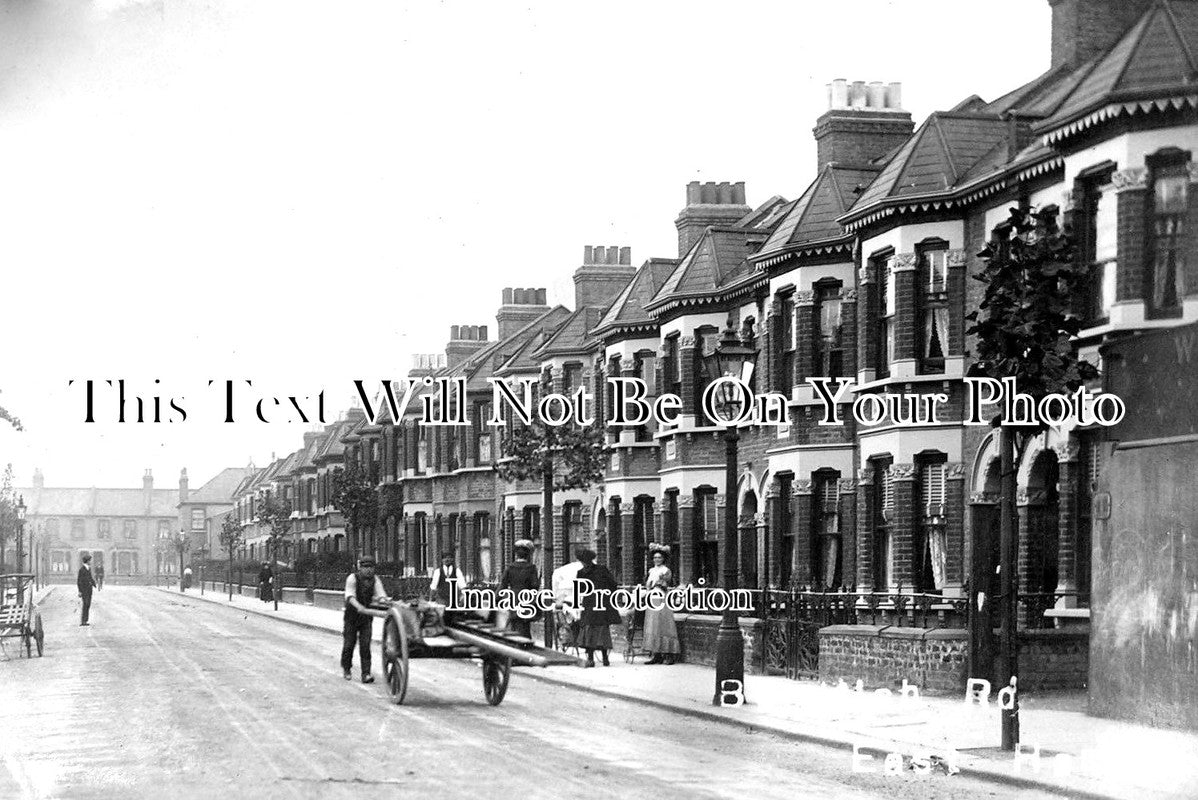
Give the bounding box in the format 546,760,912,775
342,557,389,683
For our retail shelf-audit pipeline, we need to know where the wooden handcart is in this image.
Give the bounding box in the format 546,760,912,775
363,601,582,706
0,574,44,659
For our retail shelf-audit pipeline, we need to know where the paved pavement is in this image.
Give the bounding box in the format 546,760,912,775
167,582,1198,800
0,585,1081,800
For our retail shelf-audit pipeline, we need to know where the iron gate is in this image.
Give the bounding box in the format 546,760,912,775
759,589,856,679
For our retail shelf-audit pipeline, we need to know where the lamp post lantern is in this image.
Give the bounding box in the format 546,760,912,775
15,494,27,574
701,317,757,706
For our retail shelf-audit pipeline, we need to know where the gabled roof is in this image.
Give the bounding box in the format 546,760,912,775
591,258,679,338
464,305,572,384
753,164,879,267
1036,0,1198,142
646,227,766,312
848,112,1011,213
532,306,606,359
184,467,257,506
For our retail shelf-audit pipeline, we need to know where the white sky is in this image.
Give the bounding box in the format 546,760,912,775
0,0,1050,490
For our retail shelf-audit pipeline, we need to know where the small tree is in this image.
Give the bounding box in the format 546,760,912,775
219,516,244,602
0,465,15,574
330,462,378,561
257,494,292,611
965,205,1097,749
495,420,605,604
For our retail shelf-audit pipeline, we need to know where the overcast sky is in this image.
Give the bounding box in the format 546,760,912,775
0,0,1050,490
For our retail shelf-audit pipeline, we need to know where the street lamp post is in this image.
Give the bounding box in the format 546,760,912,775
15,494,26,574
178,530,187,593
702,318,757,707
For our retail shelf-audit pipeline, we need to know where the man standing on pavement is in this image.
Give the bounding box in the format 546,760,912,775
428,552,461,606
94,561,105,591
342,557,389,683
77,553,97,626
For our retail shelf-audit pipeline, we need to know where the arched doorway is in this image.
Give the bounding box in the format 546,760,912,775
1021,448,1061,626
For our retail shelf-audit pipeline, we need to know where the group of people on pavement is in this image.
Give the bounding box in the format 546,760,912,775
335,541,685,682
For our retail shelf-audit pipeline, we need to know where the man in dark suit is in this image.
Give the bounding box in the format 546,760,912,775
77,553,97,626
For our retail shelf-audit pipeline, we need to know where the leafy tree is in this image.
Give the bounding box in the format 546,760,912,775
495,420,605,599
0,390,21,432
965,205,1097,750
0,465,17,574
257,493,292,610
219,515,244,601
330,462,378,561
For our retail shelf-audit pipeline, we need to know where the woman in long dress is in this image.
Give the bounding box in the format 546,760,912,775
576,548,621,667
499,539,540,639
643,547,680,664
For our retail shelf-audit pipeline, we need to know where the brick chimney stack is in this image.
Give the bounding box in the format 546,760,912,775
1048,0,1155,69
574,245,636,310
409,354,447,378
674,182,750,258
496,288,549,339
446,324,490,368
32,468,43,491
178,468,189,505
813,80,914,173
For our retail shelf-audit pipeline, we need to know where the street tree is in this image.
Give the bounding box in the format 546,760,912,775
219,515,245,602
330,462,378,561
0,465,17,574
495,418,605,616
965,204,1098,750
257,493,292,611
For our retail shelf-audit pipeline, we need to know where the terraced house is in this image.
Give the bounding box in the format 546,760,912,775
251,0,1196,727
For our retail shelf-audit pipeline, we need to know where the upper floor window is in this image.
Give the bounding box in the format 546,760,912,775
124,519,138,540
416,428,428,474
158,520,171,539
45,519,59,538
97,519,111,540
562,363,582,395
779,291,796,389
1077,165,1117,323
663,335,682,399
71,519,85,540
475,402,493,465
918,242,948,374
636,352,656,396
814,282,844,379
873,254,896,378
1147,152,1189,316
190,508,205,531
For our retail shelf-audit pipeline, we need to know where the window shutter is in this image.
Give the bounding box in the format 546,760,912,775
921,463,946,518
819,478,840,534
880,467,894,522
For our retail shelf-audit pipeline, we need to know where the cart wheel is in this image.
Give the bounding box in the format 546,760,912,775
482,656,511,706
34,615,44,657
382,616,409,705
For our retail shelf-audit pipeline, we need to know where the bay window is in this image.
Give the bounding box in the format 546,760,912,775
814,282,844,378
918,243,948,374
1147,151,1189,316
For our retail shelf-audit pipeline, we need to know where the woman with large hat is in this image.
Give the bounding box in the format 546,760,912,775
499,539,540,638
642,544,680,664
575,547,620,667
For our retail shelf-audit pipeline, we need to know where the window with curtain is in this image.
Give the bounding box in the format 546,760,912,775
815,474,841,589
1148,155,1189,316
918,459,947,592
918,244,948,374
1077,167,1117,323
875,256,895,378
779,291,796,390
814,282,844,379
872,458,893,591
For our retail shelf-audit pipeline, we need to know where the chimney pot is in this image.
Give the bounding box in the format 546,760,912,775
479,325,488,340
619,246,631,265
686,181,702,204
732,182,746,205
887,82,902,110
502,287,513,305
700,182,717,203
830,78,849,109
850,81,867,108
606,246,619,264
868,81,885,108
451,324,460,340
536,288,547,305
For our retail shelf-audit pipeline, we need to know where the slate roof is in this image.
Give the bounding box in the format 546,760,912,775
848,112,1012,213
315,415,361,462
17,487,179,518
591,258,679,337
532,306,606,358
753,165,879,264
184,467,257,506
1035,0,1198,140
646,228,767,311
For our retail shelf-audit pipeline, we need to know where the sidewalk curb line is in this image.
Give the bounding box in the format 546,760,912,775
158,586,1123,800
515,668,1122,800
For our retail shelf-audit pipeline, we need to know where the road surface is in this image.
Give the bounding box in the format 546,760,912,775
0,586,1076,799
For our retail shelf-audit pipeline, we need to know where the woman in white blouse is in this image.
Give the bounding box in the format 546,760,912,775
643,546,680,665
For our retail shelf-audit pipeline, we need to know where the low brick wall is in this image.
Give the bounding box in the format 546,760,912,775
1014,629,1089,692
818,625,969,693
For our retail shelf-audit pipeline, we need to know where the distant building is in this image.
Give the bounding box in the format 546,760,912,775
176,465,257,558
